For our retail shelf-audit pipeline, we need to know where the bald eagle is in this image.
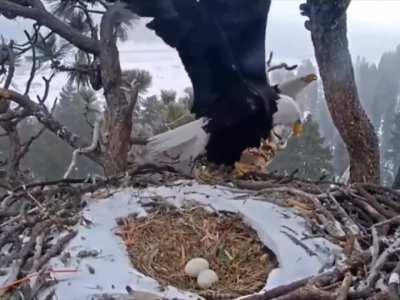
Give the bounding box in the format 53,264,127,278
121,0,315,166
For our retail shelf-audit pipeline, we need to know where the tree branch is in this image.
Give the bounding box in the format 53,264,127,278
0,0,99,54
0,88,102,164
24,30,37,95
3,40,15,90
64,116,103,178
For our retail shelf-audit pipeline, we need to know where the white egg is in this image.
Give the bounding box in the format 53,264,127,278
197,269,219,289
184,257,210,277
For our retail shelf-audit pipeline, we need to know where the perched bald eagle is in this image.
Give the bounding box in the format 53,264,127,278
120,0,315,166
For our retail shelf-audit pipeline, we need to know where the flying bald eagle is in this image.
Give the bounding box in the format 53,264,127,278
272,73,318,139
120,0,315,166
145,74,316,166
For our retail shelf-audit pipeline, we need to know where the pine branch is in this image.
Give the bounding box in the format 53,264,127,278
0,0,99,54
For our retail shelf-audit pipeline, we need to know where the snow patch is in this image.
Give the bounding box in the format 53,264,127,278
47,181,342,300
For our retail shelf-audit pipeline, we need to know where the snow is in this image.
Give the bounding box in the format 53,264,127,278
46,181,342,300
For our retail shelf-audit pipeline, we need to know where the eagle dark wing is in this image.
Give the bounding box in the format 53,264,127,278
121,0,279,164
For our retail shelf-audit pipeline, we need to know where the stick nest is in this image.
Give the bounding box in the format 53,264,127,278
117,206,278,299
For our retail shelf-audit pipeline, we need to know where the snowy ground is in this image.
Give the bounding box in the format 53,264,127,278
44,180,342,300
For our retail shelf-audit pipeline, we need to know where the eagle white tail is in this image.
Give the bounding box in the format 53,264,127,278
145,117,210,162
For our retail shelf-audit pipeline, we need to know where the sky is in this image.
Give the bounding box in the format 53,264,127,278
266,0,400,62
2,0,400,98
3,0,400,62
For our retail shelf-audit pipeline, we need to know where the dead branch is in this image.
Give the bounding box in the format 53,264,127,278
371,226,380,267
24,29,38,95
326,189,360,237
371,215,400,229
388,261,400,300
273,286,335,300
0,222,47,297
368,238,400,288
3,40,15,90
31,233,45,272
267,63,298,73
342,188,386,222
0,87,102,164
64,116,103,178
238,265,350,300
34,230,77,272
336,272,352,300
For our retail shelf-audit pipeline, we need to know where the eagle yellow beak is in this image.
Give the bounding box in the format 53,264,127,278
292,120,304,137
303,73,318,83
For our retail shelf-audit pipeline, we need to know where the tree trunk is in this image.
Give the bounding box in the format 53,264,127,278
301,0,380,184
393,166,400,189
99,6,135,176
0,2,137,177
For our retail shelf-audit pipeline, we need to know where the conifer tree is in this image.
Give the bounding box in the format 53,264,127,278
268,116,333,181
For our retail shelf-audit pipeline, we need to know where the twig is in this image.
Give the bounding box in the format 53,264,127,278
31,233,45,272
24,29,37,95
35,231,77,271
372,216,400,229
388,261,400,300
336,272,352,300
273,286,335,300
342,189,385,222
255,187,321,208
268,63,298,73
371,226,380,267
237,267,345,300
0,222,46,296
326,189,360,236
368,238,400,288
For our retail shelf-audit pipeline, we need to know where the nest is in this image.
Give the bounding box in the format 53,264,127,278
117,206,278,299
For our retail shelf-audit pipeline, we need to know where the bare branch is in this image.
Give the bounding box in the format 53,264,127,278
268,63,298,73
368,238,400,288
0,107,31,122
371,226,380,267
3,40,15,90
388,261,400,300
74,1,100,39
24,30,37,95
36,73,56,105
0,88,96,158
336,272,352,300
64,116,103,178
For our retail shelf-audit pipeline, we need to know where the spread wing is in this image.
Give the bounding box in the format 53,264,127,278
122,0,278,132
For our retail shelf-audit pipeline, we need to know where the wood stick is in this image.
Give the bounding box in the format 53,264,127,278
368,238,400,288
336,272,352,300
388,261,400,300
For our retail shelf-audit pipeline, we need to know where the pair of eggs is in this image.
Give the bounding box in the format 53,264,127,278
184,257,219,289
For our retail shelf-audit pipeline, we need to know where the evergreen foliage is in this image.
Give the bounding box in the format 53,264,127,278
19,84,102,180
268,115,334,181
